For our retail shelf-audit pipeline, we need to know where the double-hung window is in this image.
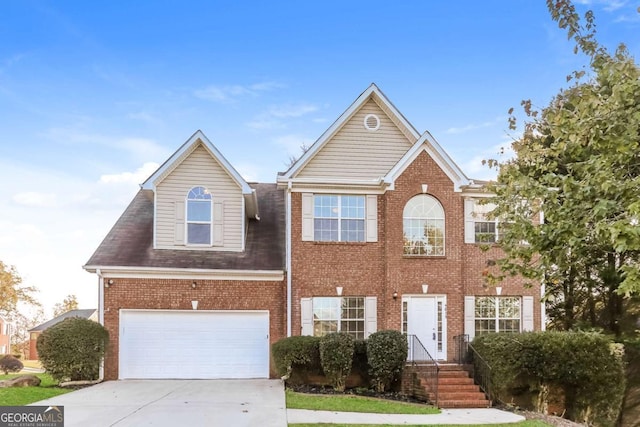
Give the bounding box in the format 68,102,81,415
474,296,521,335
186,186,212,245
464,199,499,244
312,297,365,340
314,195,365,242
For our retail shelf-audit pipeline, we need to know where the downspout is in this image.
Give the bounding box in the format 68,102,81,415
96,268,105,381
286,181,292,337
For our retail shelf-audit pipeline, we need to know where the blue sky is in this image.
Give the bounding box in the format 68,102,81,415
1,0,639,316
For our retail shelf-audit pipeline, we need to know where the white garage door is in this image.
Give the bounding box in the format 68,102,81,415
119,310,269,379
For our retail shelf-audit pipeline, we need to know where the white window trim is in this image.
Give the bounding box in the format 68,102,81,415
464,198,500,244
301,296,377,338
314,195,365,242
403,195,446,256
186,187,213,246
474,296,522,335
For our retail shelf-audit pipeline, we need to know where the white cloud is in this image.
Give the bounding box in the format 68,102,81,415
42,127,170,162
574,0,627,12
246,103,319,130
267,103,318,118
127,111,161,125
445,116,507,135
12,191,58,208
99,162,159,185
0,160,154,316
194,81,285,102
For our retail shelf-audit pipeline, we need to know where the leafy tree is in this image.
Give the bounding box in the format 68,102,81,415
9,308,46,359
0,261,38,315
53,294,79,317
485,0,640,335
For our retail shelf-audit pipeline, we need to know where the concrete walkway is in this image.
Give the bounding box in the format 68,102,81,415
287,408,526,425
33,379,287,427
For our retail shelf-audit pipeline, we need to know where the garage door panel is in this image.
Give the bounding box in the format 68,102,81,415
119,310,269,379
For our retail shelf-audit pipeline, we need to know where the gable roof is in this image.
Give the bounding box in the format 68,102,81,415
385,131,471,191
28,309,97,333
278,83,420,181
142,130,253,195
84,183,285,273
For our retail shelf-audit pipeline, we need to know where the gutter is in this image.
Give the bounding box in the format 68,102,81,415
286,181,292,336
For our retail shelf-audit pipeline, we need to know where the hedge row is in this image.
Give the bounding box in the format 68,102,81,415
271,330,407,392
472,331,625,426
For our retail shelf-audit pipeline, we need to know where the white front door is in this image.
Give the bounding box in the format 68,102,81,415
405,296,446,360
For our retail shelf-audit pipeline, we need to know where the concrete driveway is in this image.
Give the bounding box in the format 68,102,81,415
33,379,287,427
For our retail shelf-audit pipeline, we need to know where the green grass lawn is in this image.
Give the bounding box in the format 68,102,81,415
0,373,71,406
286,390,553,427
286,390,440,414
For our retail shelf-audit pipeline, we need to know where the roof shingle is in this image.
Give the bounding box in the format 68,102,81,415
85,183,285,271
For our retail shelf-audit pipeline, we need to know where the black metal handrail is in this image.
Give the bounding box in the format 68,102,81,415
467,342,494,405
407,334,439,406
453,334,470,364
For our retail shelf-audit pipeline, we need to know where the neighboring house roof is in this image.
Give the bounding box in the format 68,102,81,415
141,130,259,219
28,309,97,333
84,183,285,272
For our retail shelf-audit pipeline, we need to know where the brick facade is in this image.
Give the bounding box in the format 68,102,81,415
290,150,542,360
102,277,286,379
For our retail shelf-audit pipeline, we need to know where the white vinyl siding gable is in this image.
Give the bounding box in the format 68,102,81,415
296,99,413,180
155,144,244,251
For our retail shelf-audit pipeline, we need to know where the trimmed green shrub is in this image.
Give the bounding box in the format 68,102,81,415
472,331,625,426
367,330,407,392
319,332,354,391
37,317,108,382
0,354,23,374
271,335,321,379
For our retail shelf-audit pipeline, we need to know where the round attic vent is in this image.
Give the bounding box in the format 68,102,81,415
364,114,380,131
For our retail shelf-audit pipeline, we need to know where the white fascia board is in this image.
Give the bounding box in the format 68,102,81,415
284,177,389,194
141,130,253,195
385,132,471,192
82,265,285,281
280,83,420,180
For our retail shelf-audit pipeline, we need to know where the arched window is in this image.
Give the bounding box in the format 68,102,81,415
403,195,445,256
186,186,212,245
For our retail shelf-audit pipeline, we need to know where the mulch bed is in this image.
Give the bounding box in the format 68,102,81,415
288,384,427,404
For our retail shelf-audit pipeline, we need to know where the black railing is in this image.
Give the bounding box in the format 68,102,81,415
407,334,439,406
468,343,493,404
453,334,470,364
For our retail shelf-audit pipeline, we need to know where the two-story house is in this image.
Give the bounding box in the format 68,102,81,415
85,83,542,382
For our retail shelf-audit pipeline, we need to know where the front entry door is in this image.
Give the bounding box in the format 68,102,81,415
406,296,446,360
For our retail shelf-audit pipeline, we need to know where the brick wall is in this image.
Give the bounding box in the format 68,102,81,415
290,150,542,360
103,277,286,379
